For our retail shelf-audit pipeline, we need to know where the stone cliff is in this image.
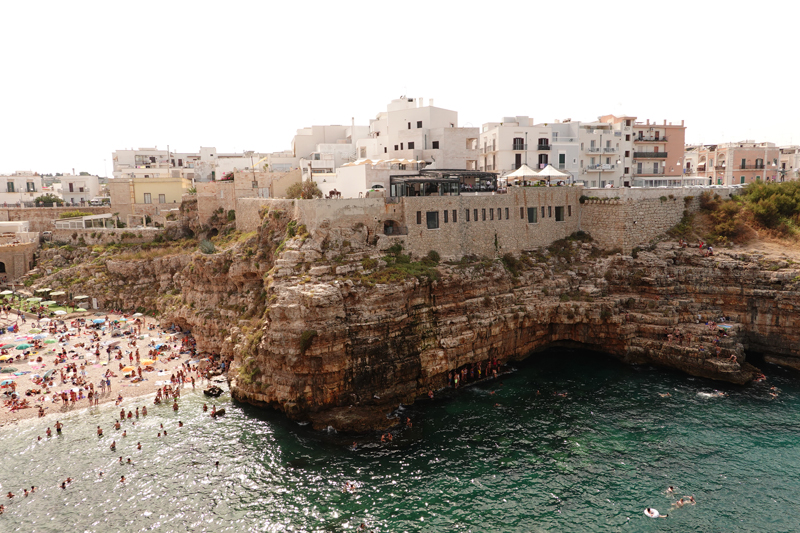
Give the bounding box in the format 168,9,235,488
26,208,800,431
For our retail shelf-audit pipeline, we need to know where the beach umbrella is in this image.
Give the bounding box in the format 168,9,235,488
1,380,15,387
0,290,13,295
35,288,52,293
74,295,89,300
16,344,32,350
40,300,57,306
140,358,157,365
26,297,42,302
133,313,143,317
40,318,51,323
0,367,17,372
50,291,66,296
33,334,47,340
44,339,57,344
28,328,42,334
54,310,67,315
92,319,105,324
122,366,135,372
0,344,16,350
76,308,87,312
43,369,56,379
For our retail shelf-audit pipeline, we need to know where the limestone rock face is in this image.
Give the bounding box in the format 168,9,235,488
28,223,800,432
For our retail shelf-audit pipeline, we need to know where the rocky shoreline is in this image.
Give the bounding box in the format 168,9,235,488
25,212,800,432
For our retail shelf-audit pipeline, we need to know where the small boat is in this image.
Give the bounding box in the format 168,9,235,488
211,408,226,418
204,386,223,398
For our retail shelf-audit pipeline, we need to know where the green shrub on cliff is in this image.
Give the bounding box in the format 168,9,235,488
299,330,317,354
59,210,92,219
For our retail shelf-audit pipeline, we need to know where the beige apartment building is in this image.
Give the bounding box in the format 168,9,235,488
688,141,780,185
779,146,800,181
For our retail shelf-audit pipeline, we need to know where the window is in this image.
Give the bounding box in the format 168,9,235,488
417,121,422,128
452,210,457,223
520,207,524,219
653,162,659,174
482,208,486,221
541,206,545,219
624,167,630,174
497,208,502,220
741,158,746,169
527,207,538,223
178,158,183,166
394,145,399,150
466,209,470,222
513,137,525,150
490,209,494,221
625,150,630,157
400,143,404,150
625,134,630,141
6,182,14,193
26,182,36,192
555,206,565,221
416,211,422,224
474,209,478,221
384,147,388,153
158,194,166,203
625,119,631,127
505,207,509,219
568,205,572,217
426,211,439,229
144,193,152,204
432,141,439,149
407,122,411,129
741,176,746,184
444,210,448,223
408,142,415,150
548,206,552,218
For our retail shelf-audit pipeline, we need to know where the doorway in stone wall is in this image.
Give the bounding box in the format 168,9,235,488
0,262,5,273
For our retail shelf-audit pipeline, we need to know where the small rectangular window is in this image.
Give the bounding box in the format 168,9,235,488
624,167,630,174
466,209,470,222
520,207,524,219
568,205,572,217
444,210,448,223
408,142,415,149
417,121,423,128
482,208,486,221
384,147,387,153
625,150,630,157
541,206,545,219
426,211,439,229
144,193,152,204
408,123,411,129
158,194,166,204
555,206,565,221
527,207,538,223
505,207,509,220
452,209,457,223
6,182,14,193
489,209,494,221
548,206,552,218
474,209,478,221
394,145,399,150
625,134,630,141
416,211,422,224
432,141,440,149
400,143,404,150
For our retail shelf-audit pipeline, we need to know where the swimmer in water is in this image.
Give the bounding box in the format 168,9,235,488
46,427,52,437
97,426,103,437
110,440,116,451
666,486,675,495
672,498,686,509
120,476,125,483
659,393,671,398
178,421,183,428
203,403,208,412
137,442,142,450
644,507,667,518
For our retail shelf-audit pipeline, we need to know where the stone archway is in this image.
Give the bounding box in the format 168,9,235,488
0,262,5,274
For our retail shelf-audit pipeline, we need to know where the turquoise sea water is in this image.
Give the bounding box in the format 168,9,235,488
1,349,800,532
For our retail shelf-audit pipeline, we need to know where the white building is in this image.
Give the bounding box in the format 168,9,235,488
478,116,554,174
0,172,43,205
779,146,800,181
59,174,101,205
112,147,267,183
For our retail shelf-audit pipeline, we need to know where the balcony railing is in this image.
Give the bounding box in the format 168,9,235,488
552,137,575,142
635,136,668,142
537,144,550,150
587,147,601,152
634,152,668,158
587,164,616,171
634,169,665,176
603,147,617,153
512,144,527,151
739,165,765,170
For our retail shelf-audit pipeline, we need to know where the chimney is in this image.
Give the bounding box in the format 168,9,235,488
429,98,434,107
418,97,423,108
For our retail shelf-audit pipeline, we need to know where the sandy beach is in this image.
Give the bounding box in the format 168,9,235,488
0,309,220,427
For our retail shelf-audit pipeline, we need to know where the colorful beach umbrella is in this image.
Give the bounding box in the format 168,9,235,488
0,366,18,372
16,344,32,350
44,339,57,344
26,297,42,302
40,300,57,306
76,308,87,312
54,310,67,315
0,290,13,295
74,295,89,300
133,313,143,317
50,291,66,296
140,358,157,365
1,380,15,387
122,366,135,372
32,334,47,340
35,288,52,293
0,344,16,350
28,328,42,334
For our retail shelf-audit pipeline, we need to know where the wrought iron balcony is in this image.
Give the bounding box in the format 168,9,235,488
512,143,527,151
537,144,550,150
635,136,668,142
634,152,668,159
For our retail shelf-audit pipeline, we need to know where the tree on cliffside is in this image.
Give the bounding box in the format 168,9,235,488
285,180,323,200
34,193,63,206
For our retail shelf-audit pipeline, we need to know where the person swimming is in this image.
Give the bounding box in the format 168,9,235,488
644,507,667,518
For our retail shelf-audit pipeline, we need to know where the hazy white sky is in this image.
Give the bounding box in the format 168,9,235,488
2,0,797,176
